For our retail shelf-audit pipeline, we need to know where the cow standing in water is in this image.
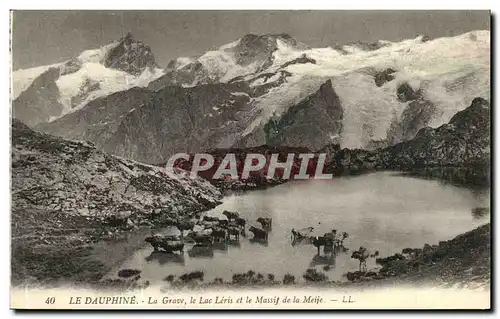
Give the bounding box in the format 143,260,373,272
351,247,379,272
291,227,314,244
340,232,349,245
248,226,268,241
311,236,334,255
174,220,195,241
210,227,227,243
222,210,239,221
145,235,184,254
227,226,240,241
256,217,272,231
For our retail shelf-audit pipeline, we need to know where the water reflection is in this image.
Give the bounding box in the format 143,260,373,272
310,253,337,268
211,242,228,252
145,251,186,266
249,237,269,247
187,245,214,259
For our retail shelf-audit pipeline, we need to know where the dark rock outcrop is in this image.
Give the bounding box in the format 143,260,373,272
248,70,292,97
374,68,396,87
264,79,343,150
233,33,308,67
386,98,437,144
280,54,316,69
389,97,490,169
103,32,160,76
60,58,82,76
396,82,421,102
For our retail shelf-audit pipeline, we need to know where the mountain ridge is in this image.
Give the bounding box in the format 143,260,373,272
19,30,490,166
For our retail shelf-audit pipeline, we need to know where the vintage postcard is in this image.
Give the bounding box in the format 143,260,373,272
10,10,491,310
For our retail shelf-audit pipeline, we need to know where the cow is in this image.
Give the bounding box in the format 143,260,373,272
340,232,349,246
218,219,229,228
311,236,335,255
203,215,220,222
291,227,314,243
351,247,380,272
174,220,195,240
145,235,184,254
210,227,227,243
234,217,246,229
192,233,213,246
256,217,272,231
227,226,240,241
222,210,239,221
249,226,268,241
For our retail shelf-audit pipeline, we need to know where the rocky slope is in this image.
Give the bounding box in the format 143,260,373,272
36,87,153,151
33,31,489,165
11,119,222,284
12,33,164,126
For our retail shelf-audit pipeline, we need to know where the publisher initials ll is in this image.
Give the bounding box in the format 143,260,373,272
342,296,354,303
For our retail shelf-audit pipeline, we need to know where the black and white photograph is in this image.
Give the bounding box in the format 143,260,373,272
9,9,491,310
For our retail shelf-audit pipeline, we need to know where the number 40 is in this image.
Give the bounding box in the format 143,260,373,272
45,297,55,304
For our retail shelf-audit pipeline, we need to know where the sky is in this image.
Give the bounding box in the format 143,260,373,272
11,10,491,71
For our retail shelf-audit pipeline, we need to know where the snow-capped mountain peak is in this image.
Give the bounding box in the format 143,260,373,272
165,33,309,84
12,33,165,126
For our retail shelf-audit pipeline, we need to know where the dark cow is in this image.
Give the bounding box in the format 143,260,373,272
210,227,227,243
340,232,349,245
256,217,272,231
291,227,314,243
227,226,240,241
145,235,184,254
234,217,246,229
351,247,380,272
175,220,195,240
222,210,239,221
192,233,213,246
203,216,220,222
201,220,219,229
248,226,268,241
218,219,229,228
311,236,335,255
164,241,184,254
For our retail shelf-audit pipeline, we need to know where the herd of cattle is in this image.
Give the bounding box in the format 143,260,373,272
144,210,272,254
144,211,379,272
